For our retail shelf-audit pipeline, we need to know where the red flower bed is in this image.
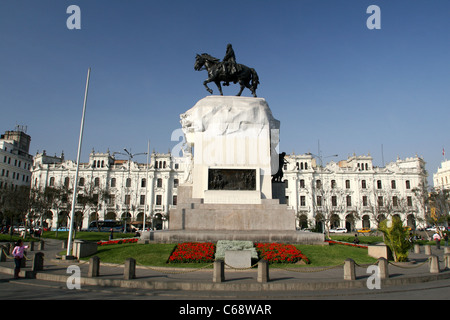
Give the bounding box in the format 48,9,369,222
325,240,368,249
255,243,310,264
97,238,139,246
168,242,215,263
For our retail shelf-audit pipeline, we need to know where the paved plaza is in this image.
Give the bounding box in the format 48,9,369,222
1,238,449,301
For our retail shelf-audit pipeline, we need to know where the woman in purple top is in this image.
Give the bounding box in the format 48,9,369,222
12,239,28,279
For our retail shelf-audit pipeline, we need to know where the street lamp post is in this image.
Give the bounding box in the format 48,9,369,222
113,148,148,233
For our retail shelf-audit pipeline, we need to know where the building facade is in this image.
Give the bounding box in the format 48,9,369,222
433,159,450,191
31,149,428,232
31,149,189,231
284,153,428,231
0,126,33,190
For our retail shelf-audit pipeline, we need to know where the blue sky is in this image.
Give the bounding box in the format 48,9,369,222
1,0,449,186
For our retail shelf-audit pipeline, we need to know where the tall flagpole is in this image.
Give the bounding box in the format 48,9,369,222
66,68,91,258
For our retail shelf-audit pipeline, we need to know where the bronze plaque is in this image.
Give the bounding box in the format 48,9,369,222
208,169,256,190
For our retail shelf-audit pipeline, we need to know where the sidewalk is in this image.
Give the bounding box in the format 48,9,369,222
1,238,449,292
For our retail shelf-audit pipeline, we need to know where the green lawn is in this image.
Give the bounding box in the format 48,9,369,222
77,241,377,268
295,244,376,266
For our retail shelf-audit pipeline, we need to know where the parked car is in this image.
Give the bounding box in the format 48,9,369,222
357,228,371,233
13,226,26,232
329,227,347,233
426,226,447,232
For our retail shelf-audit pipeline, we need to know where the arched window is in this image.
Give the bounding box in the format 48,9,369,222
64,177,70,188
49,177,55,186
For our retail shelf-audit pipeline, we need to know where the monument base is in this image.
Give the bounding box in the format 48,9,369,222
140,230,325,245
169,185,296,231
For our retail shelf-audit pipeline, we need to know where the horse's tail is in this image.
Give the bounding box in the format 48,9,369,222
250,68,259,90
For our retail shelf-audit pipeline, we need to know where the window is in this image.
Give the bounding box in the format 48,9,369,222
173,195,177,206
362,196,368,206
331,180,336,189
361,180,367,189
64,177,70,188
140,195,146,205
79,177,85,186
49,177,55,186
405,180,411,189
174,179,179,188
300,196,306,206
345,180,350,189
126,178,131,188
156,194,162,205
346,195,352,207
157,178,162,188
141,178,146,188
393,196,398,207
377,180,382,189
391,180,396,189
407,196,412,207
377,196,383,207
316,196,322,206
124,195,131,205
299,179,305,188
111,178,116,188
332,196,337,207
94,177,100,187
316,180,322,189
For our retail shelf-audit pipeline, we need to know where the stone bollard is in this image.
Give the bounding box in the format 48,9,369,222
37,240,45,251
436,240,441,250
29,241,35,252
124,258,136,280
424,245,432,255
414,244,420,254
62,240,67,249
257,260,269,283
445,247,450,254
444,253,450,270
429,255,440,274
0,246,7,262
213,260,225,283
377,257,389,279
32,252,44,272
344,258,356,281
88,256,100,278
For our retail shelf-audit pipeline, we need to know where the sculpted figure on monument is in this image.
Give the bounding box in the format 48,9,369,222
272,152,288,182
194,44,259,97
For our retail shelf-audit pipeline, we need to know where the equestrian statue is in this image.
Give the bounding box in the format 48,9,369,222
194,44,260,97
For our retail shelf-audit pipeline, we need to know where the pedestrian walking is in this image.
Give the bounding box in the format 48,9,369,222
353,234,360,245
12,239,28,279
444,233,449,247
433,232,441,249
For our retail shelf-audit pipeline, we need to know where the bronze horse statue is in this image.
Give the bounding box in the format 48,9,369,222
194,53,259,97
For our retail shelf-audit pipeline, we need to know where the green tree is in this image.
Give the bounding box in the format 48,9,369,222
378,216,411,262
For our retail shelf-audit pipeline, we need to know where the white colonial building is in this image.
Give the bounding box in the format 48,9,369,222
31,149,189,231
31,148,428,233
0,126,33,190
433,159,450,191
283,153,428,232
